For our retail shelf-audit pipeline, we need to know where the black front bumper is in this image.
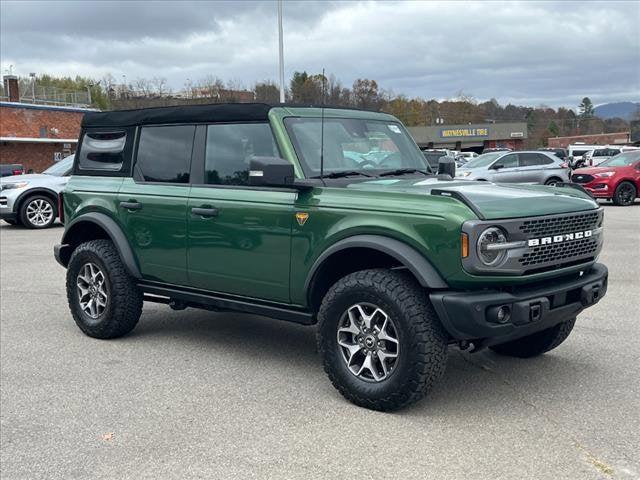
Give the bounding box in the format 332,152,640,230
430,263,608,346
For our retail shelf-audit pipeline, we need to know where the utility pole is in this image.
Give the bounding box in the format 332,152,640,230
277,0,285,103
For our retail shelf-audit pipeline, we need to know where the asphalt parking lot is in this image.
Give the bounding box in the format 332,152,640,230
1,201,639,480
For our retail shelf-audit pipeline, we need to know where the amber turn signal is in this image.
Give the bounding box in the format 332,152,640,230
461,232,469,258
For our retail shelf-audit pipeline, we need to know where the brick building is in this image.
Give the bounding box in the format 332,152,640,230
547,132,631,149
0,75,96,172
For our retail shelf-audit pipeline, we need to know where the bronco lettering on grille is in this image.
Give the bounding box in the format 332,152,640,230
527,230,592,247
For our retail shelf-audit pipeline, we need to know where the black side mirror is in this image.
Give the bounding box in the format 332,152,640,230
492,163,504,170
437,156,456,178
248,157,295,187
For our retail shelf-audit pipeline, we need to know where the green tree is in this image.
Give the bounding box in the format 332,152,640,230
254,81,280,103
579,97,594,117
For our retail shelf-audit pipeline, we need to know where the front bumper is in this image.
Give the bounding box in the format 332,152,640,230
581,183,611,198
430,263,608,346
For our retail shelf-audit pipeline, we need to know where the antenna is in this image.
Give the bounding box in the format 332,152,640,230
320,68,326,184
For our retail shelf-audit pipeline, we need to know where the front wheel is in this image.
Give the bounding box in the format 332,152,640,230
490,318,575,358
317,269,448,411
66,239,143,339
19,195,56,229
613,181,636,206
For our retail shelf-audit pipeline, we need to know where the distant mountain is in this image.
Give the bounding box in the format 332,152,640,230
594,102,639,121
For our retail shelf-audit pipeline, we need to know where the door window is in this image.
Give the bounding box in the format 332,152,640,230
78,131,127,171
519,153,547,167
135,125,195,183
204,123,279,185
496,154,518,168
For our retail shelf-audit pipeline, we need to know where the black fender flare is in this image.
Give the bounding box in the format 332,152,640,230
14,187,59,213
304,234,448,295
58,212,141,278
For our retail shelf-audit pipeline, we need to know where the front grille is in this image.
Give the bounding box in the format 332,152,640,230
571,174,594,184
519,210,601,237
519,237,599,267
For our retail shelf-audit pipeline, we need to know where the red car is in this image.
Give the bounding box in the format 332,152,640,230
571,151,640,206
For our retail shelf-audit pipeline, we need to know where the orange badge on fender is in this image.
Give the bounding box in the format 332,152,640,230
295,212,309,226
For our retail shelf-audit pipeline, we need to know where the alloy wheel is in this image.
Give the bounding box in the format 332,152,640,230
26,199,54,227
617,184,635,205
76,262,108,319
337,303,400,382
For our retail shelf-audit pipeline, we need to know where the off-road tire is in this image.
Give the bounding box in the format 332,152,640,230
612,181,636,206
19,194,57,229
66,239,143,339
317,269,448,411
490,317,576,358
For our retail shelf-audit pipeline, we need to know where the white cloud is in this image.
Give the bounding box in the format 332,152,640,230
1,0,638,107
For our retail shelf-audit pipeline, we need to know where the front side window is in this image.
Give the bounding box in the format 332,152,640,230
78,131,126,171
204,123,279,185
464,152,502,168
284,117,428,177
497,154,519,168
136,125,195,183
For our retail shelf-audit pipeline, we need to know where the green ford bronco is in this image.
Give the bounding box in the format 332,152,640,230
54,103,608,411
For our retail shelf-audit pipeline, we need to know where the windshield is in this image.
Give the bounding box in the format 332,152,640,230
43,155,74,176
284,117,431,177
598,151,640,167
463,152,503,169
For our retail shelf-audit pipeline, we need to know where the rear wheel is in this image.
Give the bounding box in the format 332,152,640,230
613,181,636,206
317,269,448,411
544,177,562,186
490,318,575,358
19,195,56,229
66,239,143,339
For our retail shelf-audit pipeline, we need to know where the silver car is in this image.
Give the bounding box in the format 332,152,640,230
455,150,570,185
0,155,73,229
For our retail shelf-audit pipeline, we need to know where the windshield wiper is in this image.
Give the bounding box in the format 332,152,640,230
379,168,431,177
311,170,375,179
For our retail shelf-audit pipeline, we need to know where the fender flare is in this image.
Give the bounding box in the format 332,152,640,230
14,187,59,213
59,212,141,278
304,234,448,294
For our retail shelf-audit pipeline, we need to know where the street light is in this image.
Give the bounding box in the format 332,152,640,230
29,72,36,103
277,0,285,103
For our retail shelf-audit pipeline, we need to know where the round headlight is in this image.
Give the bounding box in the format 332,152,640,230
477,227,508,266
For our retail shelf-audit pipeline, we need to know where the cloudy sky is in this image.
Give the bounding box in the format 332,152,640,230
1,0,638,107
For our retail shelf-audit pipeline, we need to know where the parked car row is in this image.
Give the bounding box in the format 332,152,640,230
2,146,639,231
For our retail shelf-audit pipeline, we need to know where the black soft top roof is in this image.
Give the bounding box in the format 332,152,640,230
81,103,273,128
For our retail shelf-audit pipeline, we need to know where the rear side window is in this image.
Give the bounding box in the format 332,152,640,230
204,123,279,185
519,153,552,166
78,131,127,171
135,125,195,183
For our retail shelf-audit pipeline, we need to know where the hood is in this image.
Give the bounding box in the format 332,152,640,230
0,173,47,182
346,178,598,220
573,166,620,175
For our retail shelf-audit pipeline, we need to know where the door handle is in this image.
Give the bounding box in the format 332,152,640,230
119,201,142,211
191,206,219,218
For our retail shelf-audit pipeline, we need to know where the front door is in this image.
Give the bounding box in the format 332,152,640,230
187,122,295,303
490,153,521,182
118,124,195,285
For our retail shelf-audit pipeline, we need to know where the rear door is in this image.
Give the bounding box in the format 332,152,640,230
186,122,296,303
117,125,195,285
